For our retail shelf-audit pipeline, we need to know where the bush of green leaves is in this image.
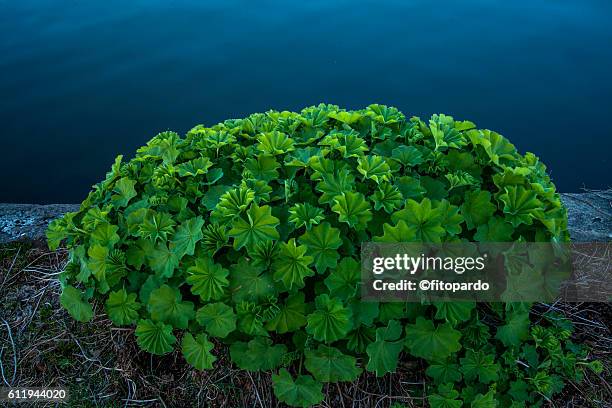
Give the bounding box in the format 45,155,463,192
49,104,600,407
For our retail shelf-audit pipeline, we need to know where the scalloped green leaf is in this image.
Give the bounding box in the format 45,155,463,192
170,216,204,258
357,155,391,183
459,349,500,383
181,332,216,370
306,294,352,343
392,198,445,242
305,345,362,383
288,203,325,231
257,131,295,155
111,177,137,208
366,320,404,376
135,319,176,355
499,185,543,227
272,238,315,291
265,292,307,333
332,191,372,230
298,222,342,273
405,317,462,362
60,285,93,322
323,257,360,298
230,337,288,371
105,288,141,326
147,284,195,329
229,204,280,250
196,302,236,338
461,190,497,230
272,369,324,408
186,256,229,301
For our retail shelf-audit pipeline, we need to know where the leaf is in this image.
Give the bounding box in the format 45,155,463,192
105,288,141,325
336,132,369,158
288,203,325,230
305,345,362,383
196,302,237,338
348,299,379,327
244,154,280,181
373,221,417,242
392,198,445,242
201,185,232,210
46,217,69,251
366,320,404,376
285,147,323,167
111,177,137,208
420,176,449,200
177,157,213,177
469,129,516,165
171,216,204,258
498,185,542,227
324,257,360,298
347,325,375,353
230,337,288,371
461,190,496,230
186,257,229,301
147,242,179,278
495,310,530,347
182,332,216,370
367,104,403,124
135,319,176,355
371,183,403,214
434,302,475,325
60,285,93,322
201,223,229,255
437,200,464,237
90,223,120,248
428,383,463,408
459,349,500,383
426,361,462,384
147,284,195,329
272,369,324,408
392,145,424,167
272,238,315,291
357,155,391,183
474,217,514,242
87,244,109,282
306,294,352,343
138,211,176,242
471,388,497,408
229,258,275,302
405,317,462,362
211,186,255,223
332,192,372,230
298,222,343,273
266,292,307,333
229,204,280,250
395,176,426,200
257,131,295,155
315,169,355,205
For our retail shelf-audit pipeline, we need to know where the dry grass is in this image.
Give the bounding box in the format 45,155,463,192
0,242,610,408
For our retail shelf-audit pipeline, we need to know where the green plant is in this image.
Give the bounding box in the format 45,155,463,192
48,104,598,407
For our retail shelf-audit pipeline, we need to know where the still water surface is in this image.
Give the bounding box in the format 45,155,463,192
1,0,611,203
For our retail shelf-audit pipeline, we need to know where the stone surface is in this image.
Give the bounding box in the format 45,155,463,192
0,203,80,243
561,190,612,242
0,192,610,244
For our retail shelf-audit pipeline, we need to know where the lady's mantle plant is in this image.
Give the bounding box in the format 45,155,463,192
49,104,600,407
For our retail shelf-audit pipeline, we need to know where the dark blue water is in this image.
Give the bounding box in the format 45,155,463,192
1,0,611,203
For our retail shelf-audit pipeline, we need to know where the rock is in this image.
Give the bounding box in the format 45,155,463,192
0,192,610,244
0,203,80,244
561,190,612,242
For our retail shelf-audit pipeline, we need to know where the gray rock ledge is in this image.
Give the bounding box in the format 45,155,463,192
1,191,610,244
